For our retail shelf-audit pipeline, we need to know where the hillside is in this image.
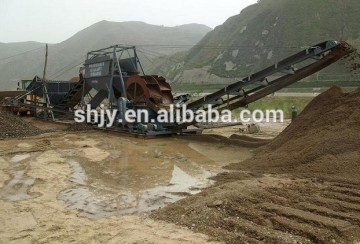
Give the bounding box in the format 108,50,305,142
0,21,211,90
151,0,360,85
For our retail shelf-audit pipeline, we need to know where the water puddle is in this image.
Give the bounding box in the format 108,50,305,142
10,154,31,163
0,154,40,201
68,159,87,185
59,159,212,219
57,137,251,219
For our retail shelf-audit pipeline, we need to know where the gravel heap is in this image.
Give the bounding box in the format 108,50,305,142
0,109,42,138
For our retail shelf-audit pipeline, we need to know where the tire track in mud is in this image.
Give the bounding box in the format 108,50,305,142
238,181,360,243
154,178,360,244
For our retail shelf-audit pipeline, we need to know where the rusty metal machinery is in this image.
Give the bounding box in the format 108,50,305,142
6,41,350,136
83,45,187,135
81,41,351,135
83,45,174,109
2,76,90,118
125,74,173,110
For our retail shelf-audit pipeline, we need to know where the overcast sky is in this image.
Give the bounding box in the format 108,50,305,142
0,0,257,43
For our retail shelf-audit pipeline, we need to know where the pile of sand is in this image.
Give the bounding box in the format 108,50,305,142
153,86,360,244
153,43,360,243
0,109,41,138
228,86,360,181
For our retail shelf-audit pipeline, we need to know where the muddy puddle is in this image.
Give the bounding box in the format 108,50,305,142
0,133,251,219
59,159,212,219
0,154,40,201
57,136,251,219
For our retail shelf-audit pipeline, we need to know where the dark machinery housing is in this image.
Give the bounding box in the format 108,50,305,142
82,45,189,135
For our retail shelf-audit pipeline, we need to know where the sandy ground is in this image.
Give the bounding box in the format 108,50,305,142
203,120,291,139
0,128,256,243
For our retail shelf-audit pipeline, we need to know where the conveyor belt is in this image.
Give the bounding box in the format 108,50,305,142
0,91,26,99
187,41,351,112
54,78,91,110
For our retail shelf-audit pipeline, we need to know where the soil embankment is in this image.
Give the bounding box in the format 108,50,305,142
153,86,360,244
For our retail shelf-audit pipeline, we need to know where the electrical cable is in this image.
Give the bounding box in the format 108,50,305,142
0,46,44,62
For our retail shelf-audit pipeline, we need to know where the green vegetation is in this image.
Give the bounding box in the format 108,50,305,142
156,143,168,147
176,80,359,119
172,83,227,93
185,94,312,119
233,96,313,119
216,143,226,149
172,80,360,94
288,80,360,88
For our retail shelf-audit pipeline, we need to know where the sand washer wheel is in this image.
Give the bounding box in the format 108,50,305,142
125,75,174,110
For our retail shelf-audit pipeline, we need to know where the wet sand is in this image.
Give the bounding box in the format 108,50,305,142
0,130,251,243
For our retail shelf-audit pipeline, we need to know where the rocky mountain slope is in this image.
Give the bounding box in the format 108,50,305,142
150,0,360,84
0,21,211,90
